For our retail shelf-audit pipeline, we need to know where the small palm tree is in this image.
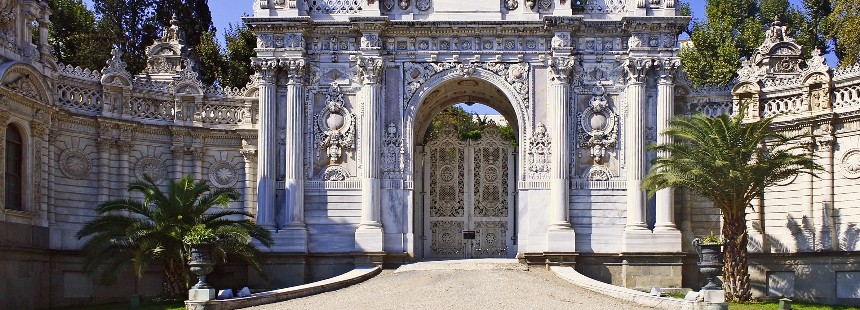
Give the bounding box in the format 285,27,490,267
642,107,820,302
76,175,273,297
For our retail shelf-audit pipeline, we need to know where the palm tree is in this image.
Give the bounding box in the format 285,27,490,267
76,174,273,297
642,107,820,302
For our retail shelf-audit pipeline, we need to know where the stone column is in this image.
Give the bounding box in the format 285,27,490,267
0,110,9,216
652,59,682,252
816,125,835,251
194,148,205,182
241,149,258,217
254,59,278,229
97,125,112,202
119,126,134,196
171,145,185,181
279,59,309,252
546,54,577,252
622,58,652,252
355,56,385,252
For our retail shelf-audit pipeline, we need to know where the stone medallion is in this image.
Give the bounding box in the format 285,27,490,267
209,161,239,188
59,148,92,179
415,0,430,11
136,157,167,184
841,148,860,179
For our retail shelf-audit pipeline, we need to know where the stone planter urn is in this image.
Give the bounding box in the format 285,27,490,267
693,238,724,290
188,243,215,289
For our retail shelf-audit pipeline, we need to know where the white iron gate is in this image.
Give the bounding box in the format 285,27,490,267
423,124,515,258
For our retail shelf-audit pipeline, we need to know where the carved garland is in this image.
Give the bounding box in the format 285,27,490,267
403,61,530,114
578,86,618,164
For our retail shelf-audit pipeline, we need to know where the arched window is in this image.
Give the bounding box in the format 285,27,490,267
5,124,23,211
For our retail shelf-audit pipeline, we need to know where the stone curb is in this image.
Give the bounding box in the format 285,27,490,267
550,266,699,310
185,266,382,310
394,258,529,273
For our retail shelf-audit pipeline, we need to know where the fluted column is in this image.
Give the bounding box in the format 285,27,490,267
171,146,185,181
355,56,385,252
545,54,577,252
254,59,278,229
622,58,651,251
652,59,682,252
283,59,307,227
816,126,835,251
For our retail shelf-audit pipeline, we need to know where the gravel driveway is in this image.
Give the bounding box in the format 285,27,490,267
244,265,653,310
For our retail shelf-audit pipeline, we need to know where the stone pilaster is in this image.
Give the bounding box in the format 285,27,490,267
546,53,576,252
241,148,258,217
622,57,652,252
816,124,836,251
652,59,681,252
119,126,134,197
97,124,112,202
171,145,185,181
355,56,385,252
0,110,9,215
278,58,309,252
254,58,279,229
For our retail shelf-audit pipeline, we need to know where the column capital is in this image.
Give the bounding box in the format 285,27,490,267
283,58,307,85
655,58,680,84
0,110,10,123
97,138,113,151
355,56,384,85
549,56,576,84
626,57,653,84
251,58,281,84
815,123,835,152
241,149,258,161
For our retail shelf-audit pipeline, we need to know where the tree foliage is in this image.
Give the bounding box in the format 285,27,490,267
76,175,273,298
680,0,835,87
45,0,112,69
220,23,257,89
642,108,821,302
829,0,860,66
425,106,516,145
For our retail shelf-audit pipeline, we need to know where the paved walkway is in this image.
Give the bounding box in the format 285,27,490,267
244,260,653,310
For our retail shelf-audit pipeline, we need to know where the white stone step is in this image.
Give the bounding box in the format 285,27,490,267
394,259,528,273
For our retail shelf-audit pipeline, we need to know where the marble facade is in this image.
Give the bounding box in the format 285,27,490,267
1,0,860,308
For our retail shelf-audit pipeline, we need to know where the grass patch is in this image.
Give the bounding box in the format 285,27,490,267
57,300,185,310
730,300,860,310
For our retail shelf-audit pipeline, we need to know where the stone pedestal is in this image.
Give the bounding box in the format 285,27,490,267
354,226,385,252
546,227,577,252
188,288,215,301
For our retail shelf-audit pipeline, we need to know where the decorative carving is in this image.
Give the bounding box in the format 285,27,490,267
626,58,652,83
550,57,576,83
398,0,410,9
361,33,380,49
3,72,44,101
841,149,860,179
209,161,239,188
527,123,551,179
504,0,518,10
537,0,551,10
382,122,403,179
321,164,351,181
59,149,92,179
525,0,536,10
402,62,530,112
578,86,618,164
309,0,363,14
415,0,431,11
136,157,167,184
584,165,613,181
356,57,384,84
314,84,356,163
551,33,570,49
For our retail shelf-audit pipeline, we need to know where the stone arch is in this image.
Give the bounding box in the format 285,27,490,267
0,62,52,105
404,65,531,155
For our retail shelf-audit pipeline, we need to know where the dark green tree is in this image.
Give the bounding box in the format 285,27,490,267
76,175,273,297
829,0,860,66
642,107,820,302
221,23,257,89
45,0,111,69
680,0,837,86
152,0,214,48
196,30,223,86
93,0,159,74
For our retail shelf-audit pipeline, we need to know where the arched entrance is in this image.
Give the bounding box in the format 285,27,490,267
411,78,520,259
